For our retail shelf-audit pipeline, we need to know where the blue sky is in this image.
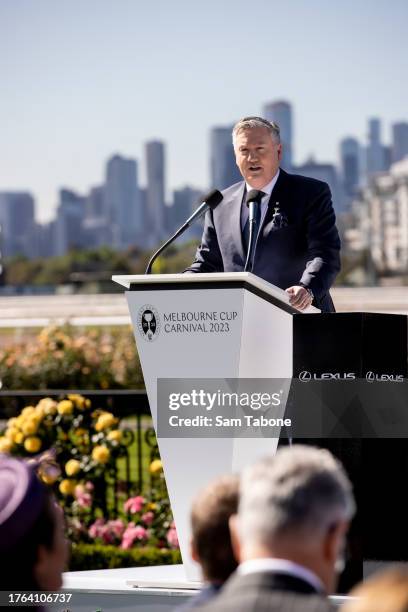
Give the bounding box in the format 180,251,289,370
1,0,407,221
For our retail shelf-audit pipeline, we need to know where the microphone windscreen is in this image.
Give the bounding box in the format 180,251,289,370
246,189,264,206
203,189,223,210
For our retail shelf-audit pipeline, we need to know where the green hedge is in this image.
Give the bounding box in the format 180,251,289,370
69,543,182,571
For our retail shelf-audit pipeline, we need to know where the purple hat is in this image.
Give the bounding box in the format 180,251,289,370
0,456,46,551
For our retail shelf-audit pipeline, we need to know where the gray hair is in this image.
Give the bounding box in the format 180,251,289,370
238,445,355,548
232,116,281,148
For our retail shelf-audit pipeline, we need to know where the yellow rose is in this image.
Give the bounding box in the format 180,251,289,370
14,432,24,444
0,437,13,453
5,427,19,440
36,398,57,416
21,419,39,436
149,459,163,474
92,445,110,464
22,406,36,417
24,436,42,453
65,459,81,476
68,394,86,410
57,400,74,415
7,417,17,428
15,415,25,427
95,412,117,432
59,479,77,496
107,430,122,442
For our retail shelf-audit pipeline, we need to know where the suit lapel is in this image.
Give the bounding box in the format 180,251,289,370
225,181,246,261
260,168,290,234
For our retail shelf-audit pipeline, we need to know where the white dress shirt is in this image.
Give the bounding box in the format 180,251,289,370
238,557,325,594
241,169,280,231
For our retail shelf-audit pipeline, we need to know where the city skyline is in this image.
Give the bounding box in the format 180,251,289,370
3,109,406,222
1,0,407,221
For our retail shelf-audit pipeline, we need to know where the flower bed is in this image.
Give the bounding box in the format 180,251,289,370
0,324,144,390
0,394,179,568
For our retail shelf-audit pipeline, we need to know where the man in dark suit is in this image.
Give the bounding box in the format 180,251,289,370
196,445,355,612
185,117,341,312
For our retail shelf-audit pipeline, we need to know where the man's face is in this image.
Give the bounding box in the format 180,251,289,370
234,127,282,189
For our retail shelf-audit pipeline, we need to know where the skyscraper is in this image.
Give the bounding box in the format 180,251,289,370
170,185,202,239
340,137,360,201
210,126,241,190
105,155,141,249
0,192,35,258
145,141,166,245
366,118,389,176
263,100,293,171
392,122,408,163
54,189,86,255
295,157,342,213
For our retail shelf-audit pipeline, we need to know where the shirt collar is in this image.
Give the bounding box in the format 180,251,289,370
237,558,325,593
245,168,280,199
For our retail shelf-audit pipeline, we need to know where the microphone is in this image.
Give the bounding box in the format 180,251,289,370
244,189,264,272
145,189,223,274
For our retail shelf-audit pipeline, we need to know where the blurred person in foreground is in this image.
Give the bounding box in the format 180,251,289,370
197,445,355,612
176,474,239,610
341,566,408,612
0,455,68,600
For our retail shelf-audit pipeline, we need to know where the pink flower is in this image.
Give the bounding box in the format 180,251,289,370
142,511,154,526
77,492,92,508
124,495,145,514
85,481,94,491
100,524,115,544
121,523,148,549
88,518,104,539
166,523,179,549
107,519,125,538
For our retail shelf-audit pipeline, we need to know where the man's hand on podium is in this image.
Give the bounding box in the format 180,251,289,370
286,285,313,311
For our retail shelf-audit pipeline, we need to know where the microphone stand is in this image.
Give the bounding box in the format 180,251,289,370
145,223,189,275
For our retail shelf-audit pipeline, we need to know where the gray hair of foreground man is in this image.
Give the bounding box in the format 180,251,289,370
238,445,355,549
232,116,281,148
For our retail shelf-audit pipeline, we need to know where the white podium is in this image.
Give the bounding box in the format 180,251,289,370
112,272,317,582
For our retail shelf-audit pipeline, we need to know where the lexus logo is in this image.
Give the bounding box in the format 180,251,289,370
299,371,312,382
366,371,404,383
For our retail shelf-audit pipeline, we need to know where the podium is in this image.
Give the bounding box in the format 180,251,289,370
113,272,407,585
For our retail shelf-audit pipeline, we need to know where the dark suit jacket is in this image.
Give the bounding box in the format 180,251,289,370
185,170,341,313
195,571,335,612
176,584,221,611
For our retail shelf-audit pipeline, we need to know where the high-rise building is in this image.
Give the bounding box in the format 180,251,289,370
340,137,360,204
170,185,203,239
392,122,408,163
54,189,86,256
366,118,389,176
263,100,293,171
105,155,141,249
347,158,408,273
85,186,105,219
30,221,56,259
210,126,241,190
145,141,166,246
295,157,343,213
0,192,35,258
